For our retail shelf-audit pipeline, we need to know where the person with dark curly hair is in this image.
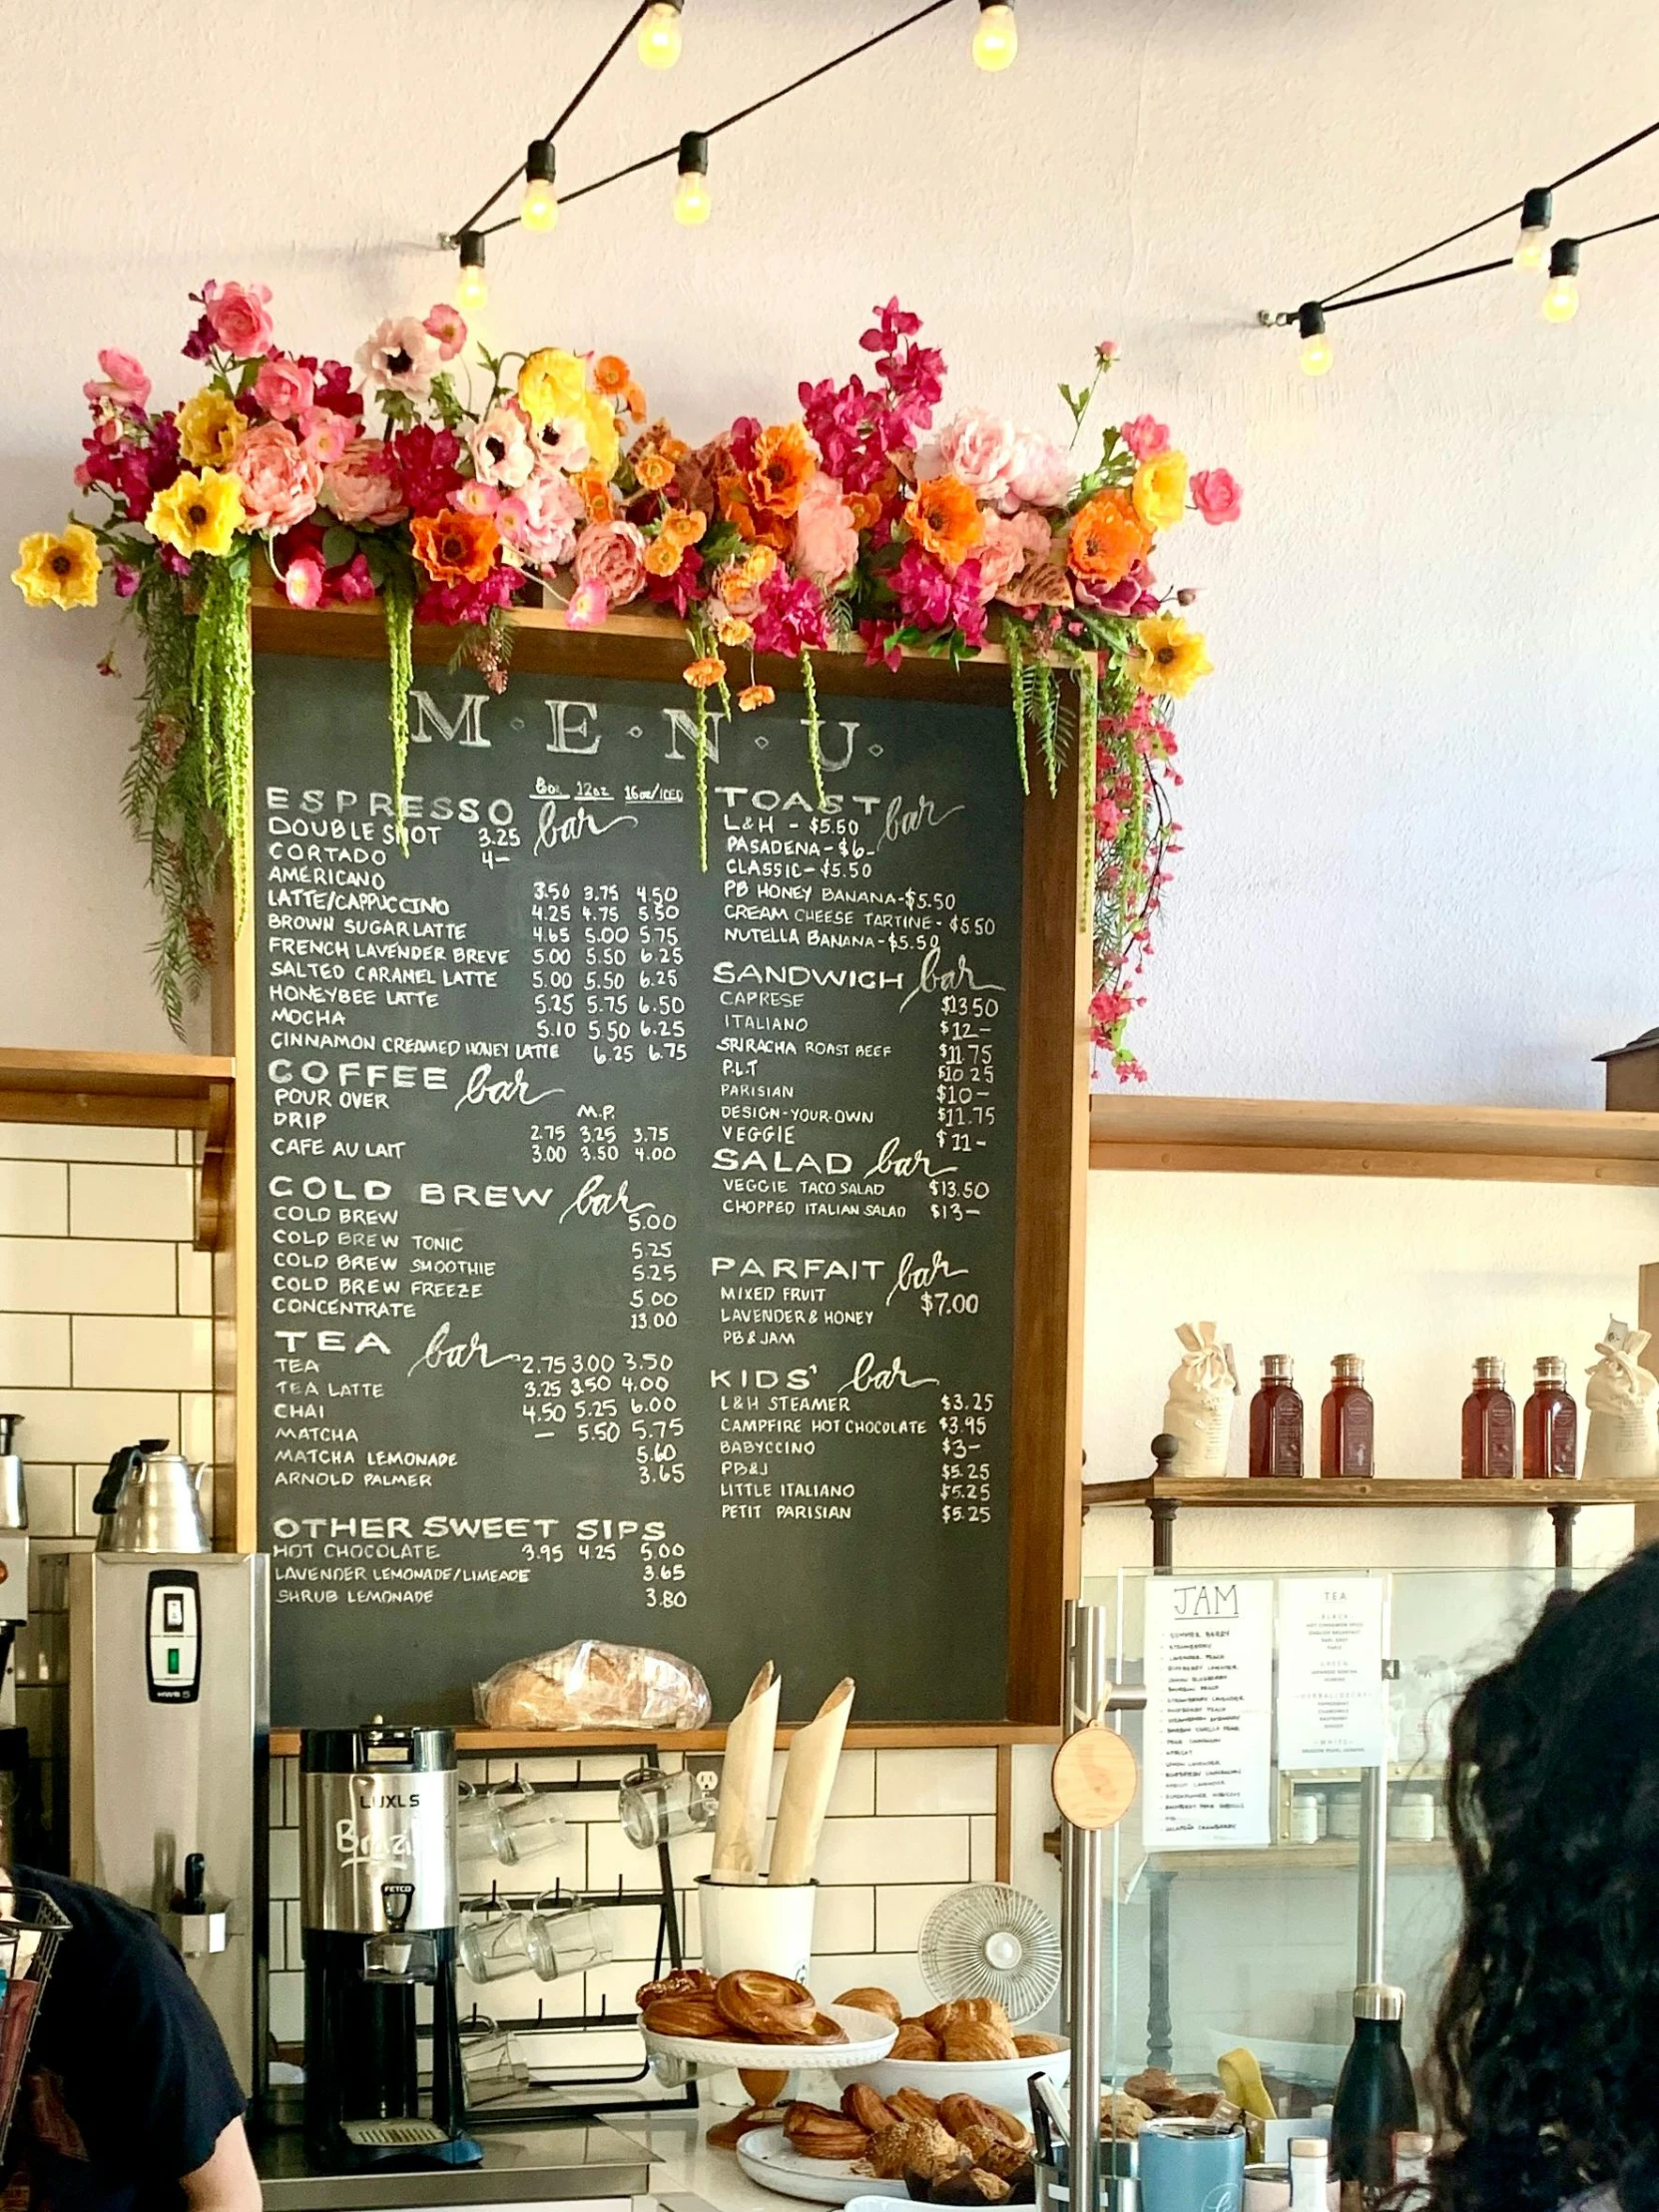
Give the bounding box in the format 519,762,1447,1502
1425,1544,1659,2212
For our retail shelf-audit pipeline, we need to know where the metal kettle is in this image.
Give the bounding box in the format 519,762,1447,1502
93,1438,211,1554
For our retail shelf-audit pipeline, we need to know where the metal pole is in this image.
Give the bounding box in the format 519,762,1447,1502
1059,1604,1077,2026
1065,1604,1109,2212
1356,1763,1386,1988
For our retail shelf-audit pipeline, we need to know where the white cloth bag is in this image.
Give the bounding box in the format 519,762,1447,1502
1159,1322,1239,1477
1581,1320,1659,1480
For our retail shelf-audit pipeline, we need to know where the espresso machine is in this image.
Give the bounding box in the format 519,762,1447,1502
299,1723,478,2167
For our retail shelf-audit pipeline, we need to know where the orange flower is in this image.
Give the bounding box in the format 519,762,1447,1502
644,536,685,576
743,545,779,585
904,475,984,571
624,382,648,423
662,507,707,550
593,355,632,396
749,422,814,517
845,489,883,533
684,656,725,691
411,508,500,584
717,615,755,647
1067,489,1151,586
738,684,775,713
576,470,618,523
635,451,675,492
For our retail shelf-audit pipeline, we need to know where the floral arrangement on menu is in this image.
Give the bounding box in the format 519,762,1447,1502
14,281,1239,1075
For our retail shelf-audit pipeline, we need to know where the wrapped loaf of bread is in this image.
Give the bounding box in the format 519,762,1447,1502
474,1639,712,1730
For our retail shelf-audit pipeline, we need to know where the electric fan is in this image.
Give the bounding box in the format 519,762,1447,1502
917,1885,1061,2023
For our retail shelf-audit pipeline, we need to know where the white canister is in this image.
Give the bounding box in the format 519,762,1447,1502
1388,1789,1436,1844
1326,1787,1362,1842
696,1876,817,1980
1288,1791,1325,1845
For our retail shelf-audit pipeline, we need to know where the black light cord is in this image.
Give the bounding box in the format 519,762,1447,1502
447,0,956,248
1263,111,1659,323
1578,204,1659,245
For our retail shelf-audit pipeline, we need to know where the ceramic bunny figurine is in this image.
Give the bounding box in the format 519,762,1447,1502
1581,1318,1659,1480
1160,1321,1240,1477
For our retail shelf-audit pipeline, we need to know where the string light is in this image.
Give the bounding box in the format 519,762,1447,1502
455,231,488,312
1512,186,1553,272
674,131,712,226
1298,301,1333,376
1541,238,1580,322
637,0,684,70
972,0,1017,71
521,139,558,233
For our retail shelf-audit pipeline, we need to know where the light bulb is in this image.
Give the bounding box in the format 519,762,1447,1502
638,0,683,69
521,139,558,233
674,132,711,226
456,231,487,312
972,1,1017,70
1297,301,1332,377
1513,185,1552,273
1540,274,1579,322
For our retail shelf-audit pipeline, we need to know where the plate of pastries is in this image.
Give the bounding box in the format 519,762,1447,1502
833,1990,1068,2108
738,2085,1039,2206
637,1968,899,2069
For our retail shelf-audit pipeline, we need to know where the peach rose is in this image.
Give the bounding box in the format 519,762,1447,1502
232,421,321,533
792,471,859,590
320,438,407,528
974,507,1054,603
573,519,646,607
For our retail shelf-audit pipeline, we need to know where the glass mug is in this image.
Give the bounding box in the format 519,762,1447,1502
459,2017,532,2105
618,1765,720,1849
456,1781,568,1867
459,1899,613,1985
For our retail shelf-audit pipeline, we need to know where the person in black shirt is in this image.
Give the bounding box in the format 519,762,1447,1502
5,1868,260,2212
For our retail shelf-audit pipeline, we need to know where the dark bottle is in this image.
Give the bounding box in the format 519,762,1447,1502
1332,1983,1418,2208
1460,1357,1516,1479
1522,1356,1578,1479
1321,1354,1375,1477
1250,1355,1304,1477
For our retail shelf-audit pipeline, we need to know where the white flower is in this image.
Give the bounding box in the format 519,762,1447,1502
354,315,441,397
470,401,536,490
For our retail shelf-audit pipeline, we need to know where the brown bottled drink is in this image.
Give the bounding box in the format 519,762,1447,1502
1250,1355,1304,1477
1461,1357,1516,1479
1522,1355,1577,1478
1321,1355,1375,1476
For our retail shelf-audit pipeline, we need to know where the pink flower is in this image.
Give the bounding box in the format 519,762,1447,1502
753,569,830,658
1096,339,1119,365
201,280,275,357
974,507,1053,603
282,554,326,610
470,401,535,490
84,349,152,411
253,355,315,423
573,520,646,608
565,580,610,630
233,420,322,532
1190,467,1243,525
1002,428,1074,511
423,303,468,361
453,481,501,517
296,407,356,466
355,316,440,396
533,416,590,473
320,437,407,527
113,562,141,599
792,471,859,590
498,467,582,569
928,408,1020,500
890,543,987,647
1120,413,1170,461
335,553,376,604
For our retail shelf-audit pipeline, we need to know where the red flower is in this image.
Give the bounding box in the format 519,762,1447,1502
392,425,463,514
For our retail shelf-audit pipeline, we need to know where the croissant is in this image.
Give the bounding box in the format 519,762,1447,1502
942,2021,1020,2062
834,1984,903,2024
865,2119,965,2184
938,2096,1027,2145
887,2087,943,2127
1123,2067,1186,2113
792,2012,848,2046
889,2020,943,2062
955,2128,1034,2181
842,2083,898,2134
716,1969,817,2040
784,2102,869,2162
923,1996,1012,2036
641,1991,734,2039
1101,2092,1156,2140
636,1967,716,2008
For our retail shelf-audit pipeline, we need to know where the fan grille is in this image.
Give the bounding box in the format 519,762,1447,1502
918,1884,1060,2023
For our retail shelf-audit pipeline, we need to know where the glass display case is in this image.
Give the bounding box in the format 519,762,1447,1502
1078,1563,1598,2113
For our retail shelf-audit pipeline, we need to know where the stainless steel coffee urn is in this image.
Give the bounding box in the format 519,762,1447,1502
299,1723,478,2167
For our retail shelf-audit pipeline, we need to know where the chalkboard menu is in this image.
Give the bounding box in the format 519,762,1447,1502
253,641,1029,1726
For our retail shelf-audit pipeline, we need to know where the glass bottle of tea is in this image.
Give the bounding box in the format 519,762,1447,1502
1321,1354,1375,1476
1250,1355,1304,1477
1522,1356,1577,1479
1461,1357,1516,1479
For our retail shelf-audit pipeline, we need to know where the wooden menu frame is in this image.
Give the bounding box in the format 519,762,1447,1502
216,598,1089,1726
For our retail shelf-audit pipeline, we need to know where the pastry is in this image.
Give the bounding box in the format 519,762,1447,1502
636,1968,715,2009
1012,2032,1064,2057
1177,2091,1222,2119
955,2128,1033,2181
792,2012,849,2046
890,2020,943,2062
1124,2067,1186,2113
923,1996,1012,2036
888,2087,943,2127
866,2119,966,2185
1100,2092,1155,2140
834,1984,903,2024
784,2102,869,2162
641,1992,732,2039
931,2169,1014,2205
942,2021,1020,2062
715,1969,817,2039
939,2096,1026,2145
842,2083,898,2134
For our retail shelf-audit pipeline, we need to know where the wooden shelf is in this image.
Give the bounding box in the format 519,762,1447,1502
1148,1840,1452,1876
268,1720,1059,1759
1083,1474,1644,1511
0,1046,234,1129
1088,1092,1659,1186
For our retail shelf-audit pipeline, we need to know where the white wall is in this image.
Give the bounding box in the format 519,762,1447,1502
2,0,1656,1087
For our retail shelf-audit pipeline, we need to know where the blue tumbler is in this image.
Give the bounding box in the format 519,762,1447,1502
1137,2118,1247,2212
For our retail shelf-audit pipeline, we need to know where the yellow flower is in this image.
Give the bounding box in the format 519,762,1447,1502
1131,450,1189,533
579,390,620,478
717,615,754,647
177,386,245,468
12,523,101,609
1130,614,1212,698
644,535,684,577
147,468,247,559
517,347,588,429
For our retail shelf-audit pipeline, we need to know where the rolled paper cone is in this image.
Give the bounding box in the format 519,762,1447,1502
767,1677,854,1886
709,1662,781,1882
